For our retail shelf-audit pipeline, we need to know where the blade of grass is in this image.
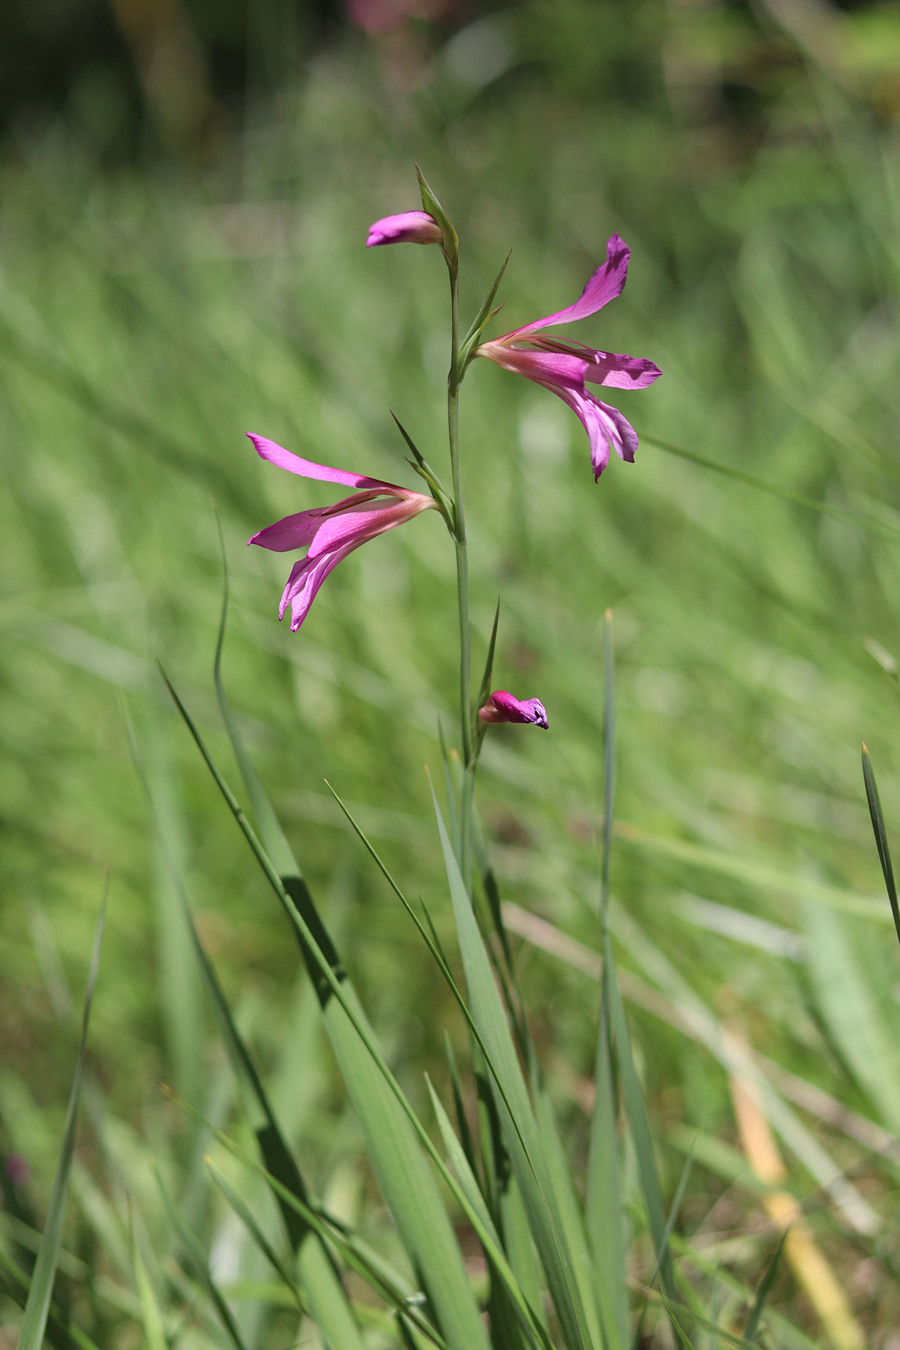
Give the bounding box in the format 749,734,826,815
173,1098,452,1349
430,781,595,1350
606,931,676,1305
131,1228,169,1350
205,1164,308,1315
168,668,492,1350
587,612,633,1350
126,694,364,1348
153,1163,251,1350
533,1084,603,1348
18,882,106,1350
645,435,900,547
861,743,900,946
328,785,555,1348
744,1231,787,1344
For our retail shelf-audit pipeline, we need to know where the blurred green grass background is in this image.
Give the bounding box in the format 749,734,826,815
3,0,900,1342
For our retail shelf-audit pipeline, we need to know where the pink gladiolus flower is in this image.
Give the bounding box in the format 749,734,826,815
475,234,661,480
366,211,443,248
247,433,439,632
478,690,549,730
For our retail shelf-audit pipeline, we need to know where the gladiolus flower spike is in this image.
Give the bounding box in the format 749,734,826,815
247,434,439,633
479,690,549,730
474,233,661,480
366,211,444,249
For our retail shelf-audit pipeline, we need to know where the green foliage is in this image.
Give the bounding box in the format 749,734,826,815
3,0,900,1345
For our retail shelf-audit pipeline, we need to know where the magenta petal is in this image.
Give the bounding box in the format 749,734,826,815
512,234,631,336
247,434,389,490
304,499,416,560
584,351,663,391
547,385,638,478
480,690,549,729
279,547,348,629
366,211,443,247
249,509,327,552
479,342,588,390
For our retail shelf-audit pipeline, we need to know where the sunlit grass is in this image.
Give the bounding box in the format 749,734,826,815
2,5,900,1344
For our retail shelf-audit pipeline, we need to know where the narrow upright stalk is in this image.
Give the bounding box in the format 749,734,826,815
447,265,471,768
447,263,475,884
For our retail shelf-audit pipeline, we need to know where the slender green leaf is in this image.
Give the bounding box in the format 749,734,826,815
18,885,106,1350
129,690,358,1342
170,1097,450,1349
389,411,454,523
169,669,491,1350
586,608,628,1350
153,1163,251,1350
206,1164,308,1313
496,1173,546,1350
459,252,512,365
605,937,675,1302
430,782,595,1349
534,1084,603,1348
586,986,627,1350
645,435,900,547
131,1230,169,1350
426,1078,550,1350
416,165,458,267
744,1231,787,1343
0,1248,103,1350
861,743,900,946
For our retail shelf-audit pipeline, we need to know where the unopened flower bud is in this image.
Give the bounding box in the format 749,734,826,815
478,690,548,730
366,211,444,248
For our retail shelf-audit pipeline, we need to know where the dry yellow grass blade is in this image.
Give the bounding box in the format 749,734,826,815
726,1029,866,1350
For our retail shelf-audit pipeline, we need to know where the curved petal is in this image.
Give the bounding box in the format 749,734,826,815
277,545,353,629
305,498,419,561
249,508,328,552
583,350,662,391
510,234,631,336
247,433,394,491
544,383,639,479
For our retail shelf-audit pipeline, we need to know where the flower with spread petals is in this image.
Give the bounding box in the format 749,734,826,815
247,433,439,632
478,690,549,730
474,234,661,480
366,211,443,248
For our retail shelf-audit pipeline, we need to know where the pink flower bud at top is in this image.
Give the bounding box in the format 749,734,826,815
478,690,549,730
366,211,444,248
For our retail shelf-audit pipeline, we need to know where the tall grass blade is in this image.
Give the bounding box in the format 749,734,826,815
430,782,595,1349
173,1100,452,1349
646,435,900,546
586,612,628,1350
131,1230,169,1350
206,1163,308,1314
167,668,491,1349
744,1231,788,1343
426,1079,550,1350
127,692,360,1343
534,1084,603,1348
460,252,512,359
861,743,900,946
606,939,676,1303
153,1163,251,1350
18,884,106,1350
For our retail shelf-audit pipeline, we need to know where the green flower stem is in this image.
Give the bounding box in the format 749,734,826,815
447,261,475,883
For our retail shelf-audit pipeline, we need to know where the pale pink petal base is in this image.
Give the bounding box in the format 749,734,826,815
479,690,549,729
